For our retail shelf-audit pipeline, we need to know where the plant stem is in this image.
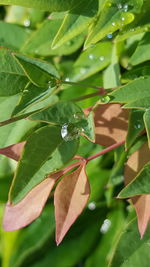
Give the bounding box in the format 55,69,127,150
61,80,105,92
86,140,125,162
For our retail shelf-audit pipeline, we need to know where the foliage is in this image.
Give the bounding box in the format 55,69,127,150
0,0,150,266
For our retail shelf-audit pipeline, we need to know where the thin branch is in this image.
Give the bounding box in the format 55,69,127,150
86,140,125,162
61,80,105,92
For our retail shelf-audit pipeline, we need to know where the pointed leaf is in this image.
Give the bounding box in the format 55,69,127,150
94,104,128,146
54,162,90,245
22,18,85,57
0,141,25,161
0,0,82,12
52,0,97,49
3,177,56,231
10,125,79,204
0,48,28,96
84,0,135,48
14,54,59,88
110,77,150,104
123,142,150,237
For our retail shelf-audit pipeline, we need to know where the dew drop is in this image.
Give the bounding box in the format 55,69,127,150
134,123,141,129
88,201,96,210
24,19,30,27
80,68,87,74
121,17,125,21
61,123,80,141
107,33,113,39
89,54,95,60
99,56,105,61
117,3,123,9
73,112,84,121
123,4,128,12
65,77,70,82
100,219,111,234
100,95,110,104
112,22,116,26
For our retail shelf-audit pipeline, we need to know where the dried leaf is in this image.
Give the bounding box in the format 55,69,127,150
124,142,150,238
3,161,81,232
0,141,26,161
54,162,90,245
94,104,128,146
3,177,56,231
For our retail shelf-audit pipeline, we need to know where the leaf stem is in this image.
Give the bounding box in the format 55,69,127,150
86,140,125,162
61,80,106,93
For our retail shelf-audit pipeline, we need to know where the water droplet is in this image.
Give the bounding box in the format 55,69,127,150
107,33,113,39
120,12,135,25
121,17,125,21
73,112,84,121
134,123,141,129
117,3,123,9
89,54,95,60
100,95,110,104
100,219,111,234
99,56,105,61
123,4,128,12
80,68,87,74
61,123,80,141
24,19,30,27
106,2,112,7
112,22,116,26
65,77,70,82
88,201,96,210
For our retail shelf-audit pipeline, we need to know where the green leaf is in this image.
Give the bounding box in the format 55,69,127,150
0,21,30,50
126,110,145,149
22,18,85,57
122,64,150,83
84,0,135,49
85,208,125,267
69,41,112,81
82,111,95,142
12,83,58,116
110,219,150,267
51,0,97,49
0,48,28,96
144,109,150,148
103,43,121,89
130,32,150,65
0,0,85,12
110,77,150,104
14,53,59,88
118,161,150,198
10,125,79,203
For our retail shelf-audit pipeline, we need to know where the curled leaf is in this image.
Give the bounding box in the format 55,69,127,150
54,161,90,245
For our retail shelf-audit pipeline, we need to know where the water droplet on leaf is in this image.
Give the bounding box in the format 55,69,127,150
107,33,113,39
65,77,70,82
61,123,81,141
24,19,30,27
89,54,95,60
99,56,105,61
88,202,96,210
100,95,110,104
100,219,111,234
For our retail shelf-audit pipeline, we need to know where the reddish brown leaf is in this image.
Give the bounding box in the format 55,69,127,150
3,177,56,231
124,142,150,238
54,162,90,245
0,141,26,161
94,104,129,146
3,160,82,232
